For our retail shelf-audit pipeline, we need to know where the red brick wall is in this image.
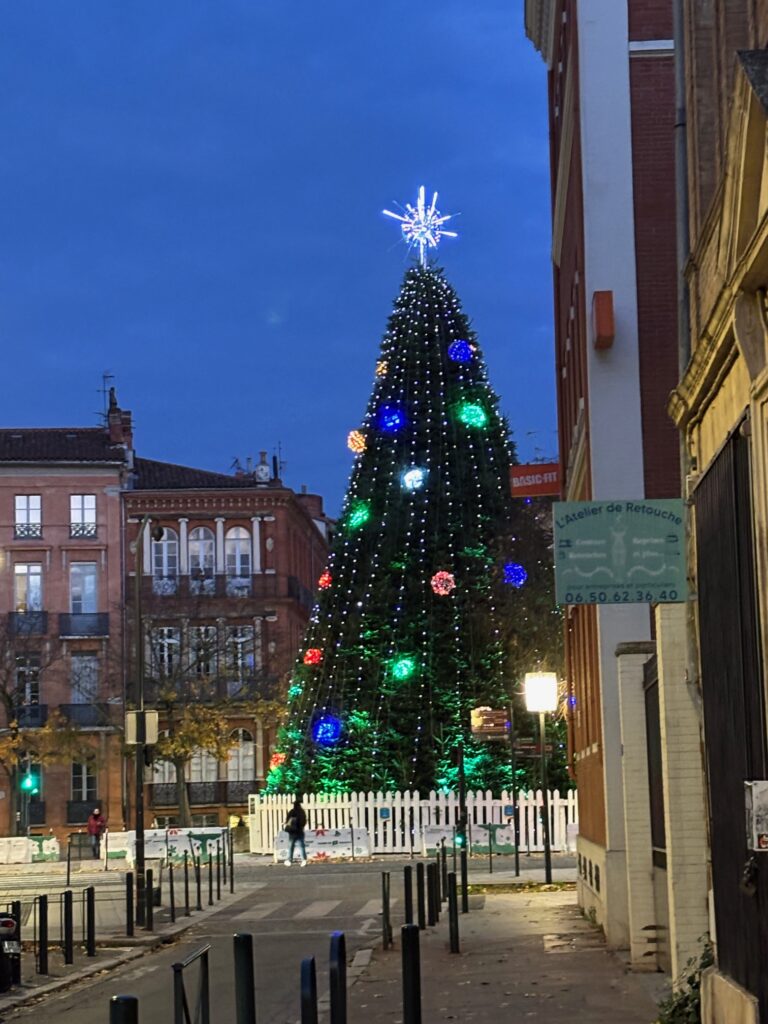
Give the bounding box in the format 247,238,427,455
629,0,673,40
629,53,681,498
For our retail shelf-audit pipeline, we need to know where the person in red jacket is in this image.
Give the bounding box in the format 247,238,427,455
87,808,106,859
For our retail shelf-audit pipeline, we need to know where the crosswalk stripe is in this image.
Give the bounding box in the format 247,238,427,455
354,898,396,917
232,902,283,920
295,900,342,919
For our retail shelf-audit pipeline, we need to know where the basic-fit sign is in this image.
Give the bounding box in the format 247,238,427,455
553,499,687,605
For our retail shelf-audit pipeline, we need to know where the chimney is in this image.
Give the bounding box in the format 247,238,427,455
107,388,133,449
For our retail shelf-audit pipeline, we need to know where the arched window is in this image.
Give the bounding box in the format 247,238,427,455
227,729,255,788
225,528,252,596
152,528,179,595
189,748,218,783
189,527,215,594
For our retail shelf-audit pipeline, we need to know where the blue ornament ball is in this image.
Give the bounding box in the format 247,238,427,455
312,714,343,746
448,339,473,363
503,562,528,588
377,404,407,433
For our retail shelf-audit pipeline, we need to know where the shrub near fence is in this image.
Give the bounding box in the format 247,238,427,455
247,789,578,856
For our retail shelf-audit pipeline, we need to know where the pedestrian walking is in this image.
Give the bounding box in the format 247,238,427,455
87,807,106,859
283,799,308,866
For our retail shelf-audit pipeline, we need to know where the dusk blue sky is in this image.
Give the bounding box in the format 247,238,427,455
0,2,555,515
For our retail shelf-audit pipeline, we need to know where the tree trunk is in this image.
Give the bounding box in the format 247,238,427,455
175,759,192,827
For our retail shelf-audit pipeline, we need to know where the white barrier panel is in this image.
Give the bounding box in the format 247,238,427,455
273,827,370,863
30,835,59,862
0,838,33,864
102,827,227,866
421,823,517,855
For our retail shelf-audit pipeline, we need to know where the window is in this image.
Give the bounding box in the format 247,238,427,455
189,625,217,677
225,625,258,694
71,761,97,802
225,528,251,596
14,496,41,539
152,528,179,595
189,527,215,594
14,563,42,612
227,729,255,781
70,563,98,613
71,652,99,704
70,495,96,538
15,655,40,705
151,627,181,676
189,749,218,782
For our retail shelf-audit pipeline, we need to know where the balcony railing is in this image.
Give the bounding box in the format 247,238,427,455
152,575,179,596
148,780,259,808
8,611,47,636
288,575,315,612
60,703,112,728
28,801,45,826
226,576,252,598
13,704,48,728
67,799,98,824
70,523,97,539
14,523,42,539
144,675,280,705
137,573,279,602
189,573,216,597
59,612,109,638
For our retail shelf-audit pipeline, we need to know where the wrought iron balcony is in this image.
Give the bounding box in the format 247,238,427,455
147,780,258,808
152,575,179,596
28,801,45,826
148,783,177,807
14,523,42,539
59,613,109,638
224,780,257,805
189,573,216,597
13,703,48,728
288,575,315,612
60,703,112,728
226,575,252,598
67,799,99,824
69,522,97,539
8,611,47,636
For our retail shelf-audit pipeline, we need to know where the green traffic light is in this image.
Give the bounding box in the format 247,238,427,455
21,773,38,794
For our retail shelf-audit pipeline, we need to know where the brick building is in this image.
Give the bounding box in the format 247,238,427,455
0,392,329,840
524,0,686,965
125,451,329,828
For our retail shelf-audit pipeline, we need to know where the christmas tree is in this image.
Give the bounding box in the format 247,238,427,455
269,191,560,794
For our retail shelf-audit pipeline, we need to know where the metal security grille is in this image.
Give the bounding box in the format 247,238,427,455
694,426,768,1020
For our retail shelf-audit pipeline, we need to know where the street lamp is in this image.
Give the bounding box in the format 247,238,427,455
131,516,165,926
524,671,558,884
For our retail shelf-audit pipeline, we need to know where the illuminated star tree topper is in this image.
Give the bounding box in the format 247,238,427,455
383,185,457,266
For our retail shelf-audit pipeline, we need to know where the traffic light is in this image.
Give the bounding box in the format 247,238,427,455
20,771,39,796
454,831,466,848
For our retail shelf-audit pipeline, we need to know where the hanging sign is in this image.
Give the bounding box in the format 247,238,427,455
470,707,509,739
510,462,560,498
553,499,687,605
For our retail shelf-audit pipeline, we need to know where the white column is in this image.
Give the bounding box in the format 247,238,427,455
142,524,151,575
250,517,262,573
215,518,225,574
179,517,189,574
255,718,265,780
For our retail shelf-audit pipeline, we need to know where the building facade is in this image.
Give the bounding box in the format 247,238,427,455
125,453,329,828
525,0,690,966
670,4,768,1020
0,392,329,841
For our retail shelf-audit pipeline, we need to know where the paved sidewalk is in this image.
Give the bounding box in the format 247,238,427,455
348,888,664,1023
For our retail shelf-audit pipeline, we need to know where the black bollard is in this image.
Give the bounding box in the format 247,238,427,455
66,838,72,888
403,865,413,925
426,864,436,926
416,863,426,930
488,825,494,875
183,852,191,916
63,889,74,965
329,931,347,1024
233,933,256,1024
401,924,421,1024
222,831,228,886
208,851,214,906
195,856,203,912
145,869,154,932
38,895,48,975
447,872,460,954
11,900,21,986
110,995,139,1024
168,864,176,924
381,872,393,950
216,842,222,901
86,886,96,957
229,829,235,894
300,956,318,1024
460,848,469,914
440,841,448,901
126,872,134,938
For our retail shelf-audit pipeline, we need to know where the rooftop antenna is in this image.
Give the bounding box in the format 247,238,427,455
97,372,115,424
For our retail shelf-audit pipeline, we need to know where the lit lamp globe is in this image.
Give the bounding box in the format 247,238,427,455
523,671,558,714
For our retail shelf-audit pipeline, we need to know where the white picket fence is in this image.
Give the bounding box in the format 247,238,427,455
247,789,578,856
